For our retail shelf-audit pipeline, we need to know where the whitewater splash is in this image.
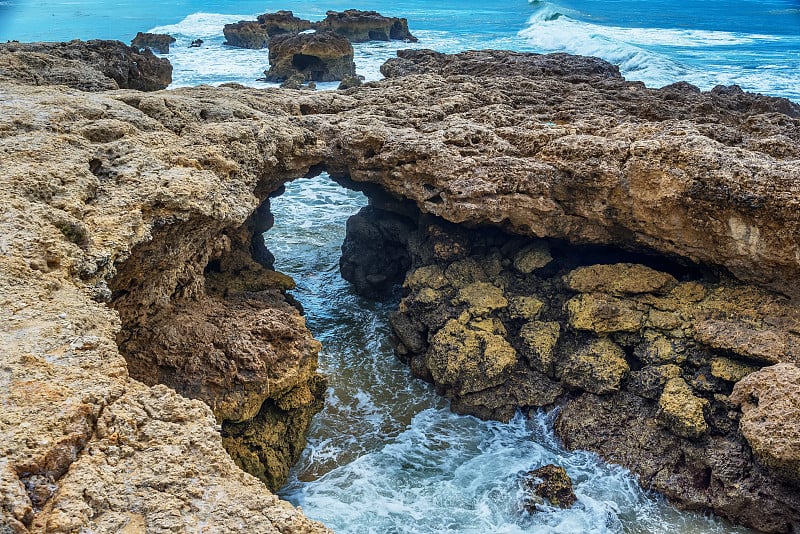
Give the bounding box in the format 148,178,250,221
267,175,751,534
519,1,800,99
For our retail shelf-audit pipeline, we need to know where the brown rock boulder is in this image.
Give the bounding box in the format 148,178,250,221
224,12,313,50
130,32,176,54
263,31,355,82
521,464,577,510
730,363,800,483
0,39,171,91
223,20,272,49
315,9,417,42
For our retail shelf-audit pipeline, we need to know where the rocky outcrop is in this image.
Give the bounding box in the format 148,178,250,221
330,49,800,300
223,12,313,50
315,9,417,42
520,464,577,511
224,9,414,50
0,39,172,90
130,32,176,54
223,21,272,50
3,46,800,533
369,210,800,531
0,82,329,532
263,31,355,82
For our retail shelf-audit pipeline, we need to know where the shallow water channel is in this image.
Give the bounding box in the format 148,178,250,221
269,174,750,534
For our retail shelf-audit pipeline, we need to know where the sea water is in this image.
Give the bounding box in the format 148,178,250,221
1,0,798,99
1,2,794,532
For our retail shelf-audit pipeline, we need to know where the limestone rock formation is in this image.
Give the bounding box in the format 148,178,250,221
263,31,355,82
520,464,577,511
223,12,313,50
348,202,800,530
130,31,176,54
731,363,800,483
0,39,172,91
315,9,417,42
0,81,330,532
3,45,800,533
223,20,272,50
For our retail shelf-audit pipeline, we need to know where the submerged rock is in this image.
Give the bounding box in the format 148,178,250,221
263,31,355,82
521,464,577,511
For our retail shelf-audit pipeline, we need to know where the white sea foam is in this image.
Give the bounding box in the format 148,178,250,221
518,2,800,99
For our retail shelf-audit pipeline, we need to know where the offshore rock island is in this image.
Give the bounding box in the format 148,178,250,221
1,40,799,533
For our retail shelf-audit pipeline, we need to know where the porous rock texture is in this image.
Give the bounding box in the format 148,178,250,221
263,31,355,82
0,81,330,532
0,39,172,91
3,45,800,533
314,9,417,43
223,11,313,50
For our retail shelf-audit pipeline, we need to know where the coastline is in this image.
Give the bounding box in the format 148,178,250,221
1,41,800,533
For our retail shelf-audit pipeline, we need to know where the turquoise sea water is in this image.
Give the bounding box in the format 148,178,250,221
1,2,793,532
1,0,799,98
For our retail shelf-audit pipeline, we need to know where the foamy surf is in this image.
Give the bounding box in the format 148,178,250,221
519,1,800,99
268,175,752,534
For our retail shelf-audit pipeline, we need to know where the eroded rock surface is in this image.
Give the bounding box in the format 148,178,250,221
0,39,172,90
315,9,417,42
130,32,176,54
223,11,313,50
3,47,800,533
263,31,355,82
0,82,329,532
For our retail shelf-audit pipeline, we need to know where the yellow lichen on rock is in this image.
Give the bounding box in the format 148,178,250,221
565,263,677,295
426,318,517,395
565,293,644,333
657,377,709,439
559,338,629,394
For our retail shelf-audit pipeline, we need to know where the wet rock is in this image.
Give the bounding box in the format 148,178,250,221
426,318,517,396
339,205,415,297
518,321,560,376
315,9,417,43
657,377,709,439
694,319,800,364
381,48,622,80
710,356,758,382
512,241,552,274
507,295,545,320
223,21,272,50
558,337,629,394
731,363,800,484
257,11,314,35
521,464,577,511
130,32,176,54
0,39,172,91
453,281,507,316
263,31,355,82
556,392,800,533
627,364,682,399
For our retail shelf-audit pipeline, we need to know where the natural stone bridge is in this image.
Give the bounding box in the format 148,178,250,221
1,44,799,533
